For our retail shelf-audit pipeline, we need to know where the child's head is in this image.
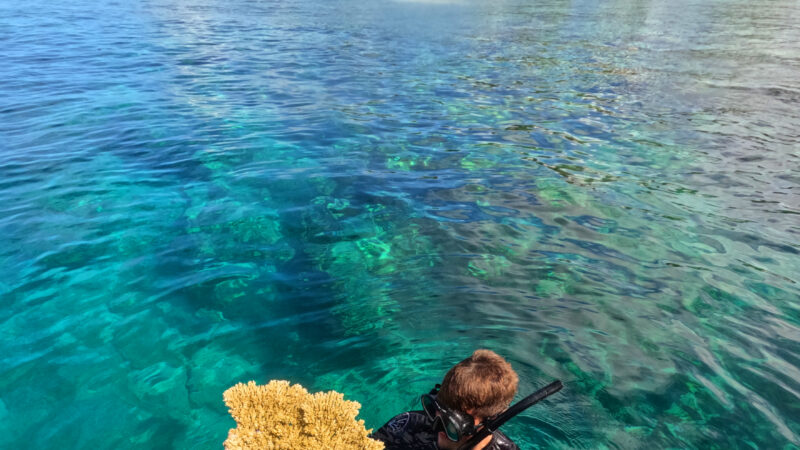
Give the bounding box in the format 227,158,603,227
437,349,519,420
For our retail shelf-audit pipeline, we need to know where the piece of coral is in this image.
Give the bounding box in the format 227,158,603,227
223,380,384,450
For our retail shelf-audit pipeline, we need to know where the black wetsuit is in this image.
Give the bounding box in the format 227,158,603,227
371,411,519,450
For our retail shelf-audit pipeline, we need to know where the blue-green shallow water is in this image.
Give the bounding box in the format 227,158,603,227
2,0,799,447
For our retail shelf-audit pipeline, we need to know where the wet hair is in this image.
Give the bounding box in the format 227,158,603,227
437,349,519,419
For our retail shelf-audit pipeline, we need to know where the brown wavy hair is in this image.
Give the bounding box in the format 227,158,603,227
437,349,519,419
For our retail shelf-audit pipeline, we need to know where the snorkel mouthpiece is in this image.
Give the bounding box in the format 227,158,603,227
457,380,563,450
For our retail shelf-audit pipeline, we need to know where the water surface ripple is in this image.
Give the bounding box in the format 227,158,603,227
1,0,799,448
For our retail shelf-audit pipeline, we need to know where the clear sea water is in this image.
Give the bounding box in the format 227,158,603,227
1,0,799,448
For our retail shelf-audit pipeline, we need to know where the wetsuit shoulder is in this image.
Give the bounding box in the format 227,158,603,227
370,411,437,450
488,430,520,450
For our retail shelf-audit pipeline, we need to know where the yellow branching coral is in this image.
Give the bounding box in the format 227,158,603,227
223,380,384,450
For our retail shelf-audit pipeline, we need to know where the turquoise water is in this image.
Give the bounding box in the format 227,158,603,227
1,0,799,447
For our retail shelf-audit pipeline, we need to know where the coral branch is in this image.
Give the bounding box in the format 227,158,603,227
223,380,384,449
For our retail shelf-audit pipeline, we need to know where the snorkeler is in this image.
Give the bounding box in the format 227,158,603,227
371,349,562,450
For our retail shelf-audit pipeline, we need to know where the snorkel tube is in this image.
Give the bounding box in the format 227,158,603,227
457,380,564,450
